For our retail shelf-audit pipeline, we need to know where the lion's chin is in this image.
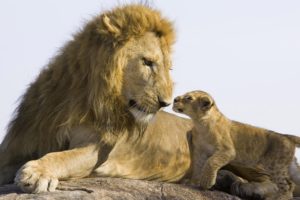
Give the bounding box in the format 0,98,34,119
129,108,155,124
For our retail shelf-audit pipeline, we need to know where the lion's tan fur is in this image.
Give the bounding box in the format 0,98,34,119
173,90,299,199
0,4,175,191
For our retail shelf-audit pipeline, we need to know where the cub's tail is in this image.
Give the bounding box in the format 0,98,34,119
284,134,300,147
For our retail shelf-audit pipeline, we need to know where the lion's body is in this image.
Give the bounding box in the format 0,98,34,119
0,4,177,193
95,111,192,182
0,109,193,183
173,90,298,200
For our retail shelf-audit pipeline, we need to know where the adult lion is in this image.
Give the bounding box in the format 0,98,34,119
0,4,281,198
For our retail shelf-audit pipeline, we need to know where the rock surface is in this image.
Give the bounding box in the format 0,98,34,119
0,177,242,200
1,177,300,200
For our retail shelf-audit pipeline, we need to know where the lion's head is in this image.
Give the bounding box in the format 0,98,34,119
6,4,175,144
121,32,173,123
77,4,175,126
97,5,175,124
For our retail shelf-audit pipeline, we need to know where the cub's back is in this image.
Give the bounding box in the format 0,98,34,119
230,121,274,165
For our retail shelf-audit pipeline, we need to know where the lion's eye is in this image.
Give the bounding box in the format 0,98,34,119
142,57,154,68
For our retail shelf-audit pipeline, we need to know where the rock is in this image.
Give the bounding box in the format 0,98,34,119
0,177,241,200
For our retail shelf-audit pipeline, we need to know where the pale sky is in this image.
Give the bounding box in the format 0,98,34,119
0,0,300,157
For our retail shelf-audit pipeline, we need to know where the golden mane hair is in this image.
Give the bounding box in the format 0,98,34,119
98,4,175,48
3,4,175,156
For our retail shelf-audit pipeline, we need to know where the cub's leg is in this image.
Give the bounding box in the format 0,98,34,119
261,138,295,200
266,170,294,200
221,165,278,199
15,144,99,193
195,149,235,189
231,178,278,200
189,149,208,184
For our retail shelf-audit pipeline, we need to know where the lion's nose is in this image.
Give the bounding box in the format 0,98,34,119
159,101,170,108
158,98,171,108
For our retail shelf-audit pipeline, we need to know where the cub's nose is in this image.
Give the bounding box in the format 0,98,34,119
173,97,180,103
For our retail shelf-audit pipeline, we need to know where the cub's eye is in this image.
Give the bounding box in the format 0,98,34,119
142,57,154,68
184,96,193,101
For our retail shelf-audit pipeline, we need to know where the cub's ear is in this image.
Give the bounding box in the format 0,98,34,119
199,96,213,111
99,15,121,36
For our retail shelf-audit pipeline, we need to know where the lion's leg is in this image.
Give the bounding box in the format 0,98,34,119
14,144,99,193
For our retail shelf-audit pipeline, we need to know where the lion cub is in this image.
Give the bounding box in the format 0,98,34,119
173,90,300,200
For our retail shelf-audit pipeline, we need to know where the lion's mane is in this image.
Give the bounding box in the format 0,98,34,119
2,4,175,157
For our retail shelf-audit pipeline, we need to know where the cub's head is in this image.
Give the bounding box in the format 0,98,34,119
172,91,215,119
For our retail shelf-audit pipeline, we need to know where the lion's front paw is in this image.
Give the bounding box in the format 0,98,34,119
14,160,59,193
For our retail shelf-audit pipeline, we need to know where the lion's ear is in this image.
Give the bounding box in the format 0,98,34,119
101,15,121,35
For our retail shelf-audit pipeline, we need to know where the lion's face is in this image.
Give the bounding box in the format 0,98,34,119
121,32,173,123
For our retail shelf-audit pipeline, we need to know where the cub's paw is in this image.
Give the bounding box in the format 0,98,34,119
14,160,59,193
231,180,278,200
198,172,217,190
180,178,201,188
180,178,192,185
